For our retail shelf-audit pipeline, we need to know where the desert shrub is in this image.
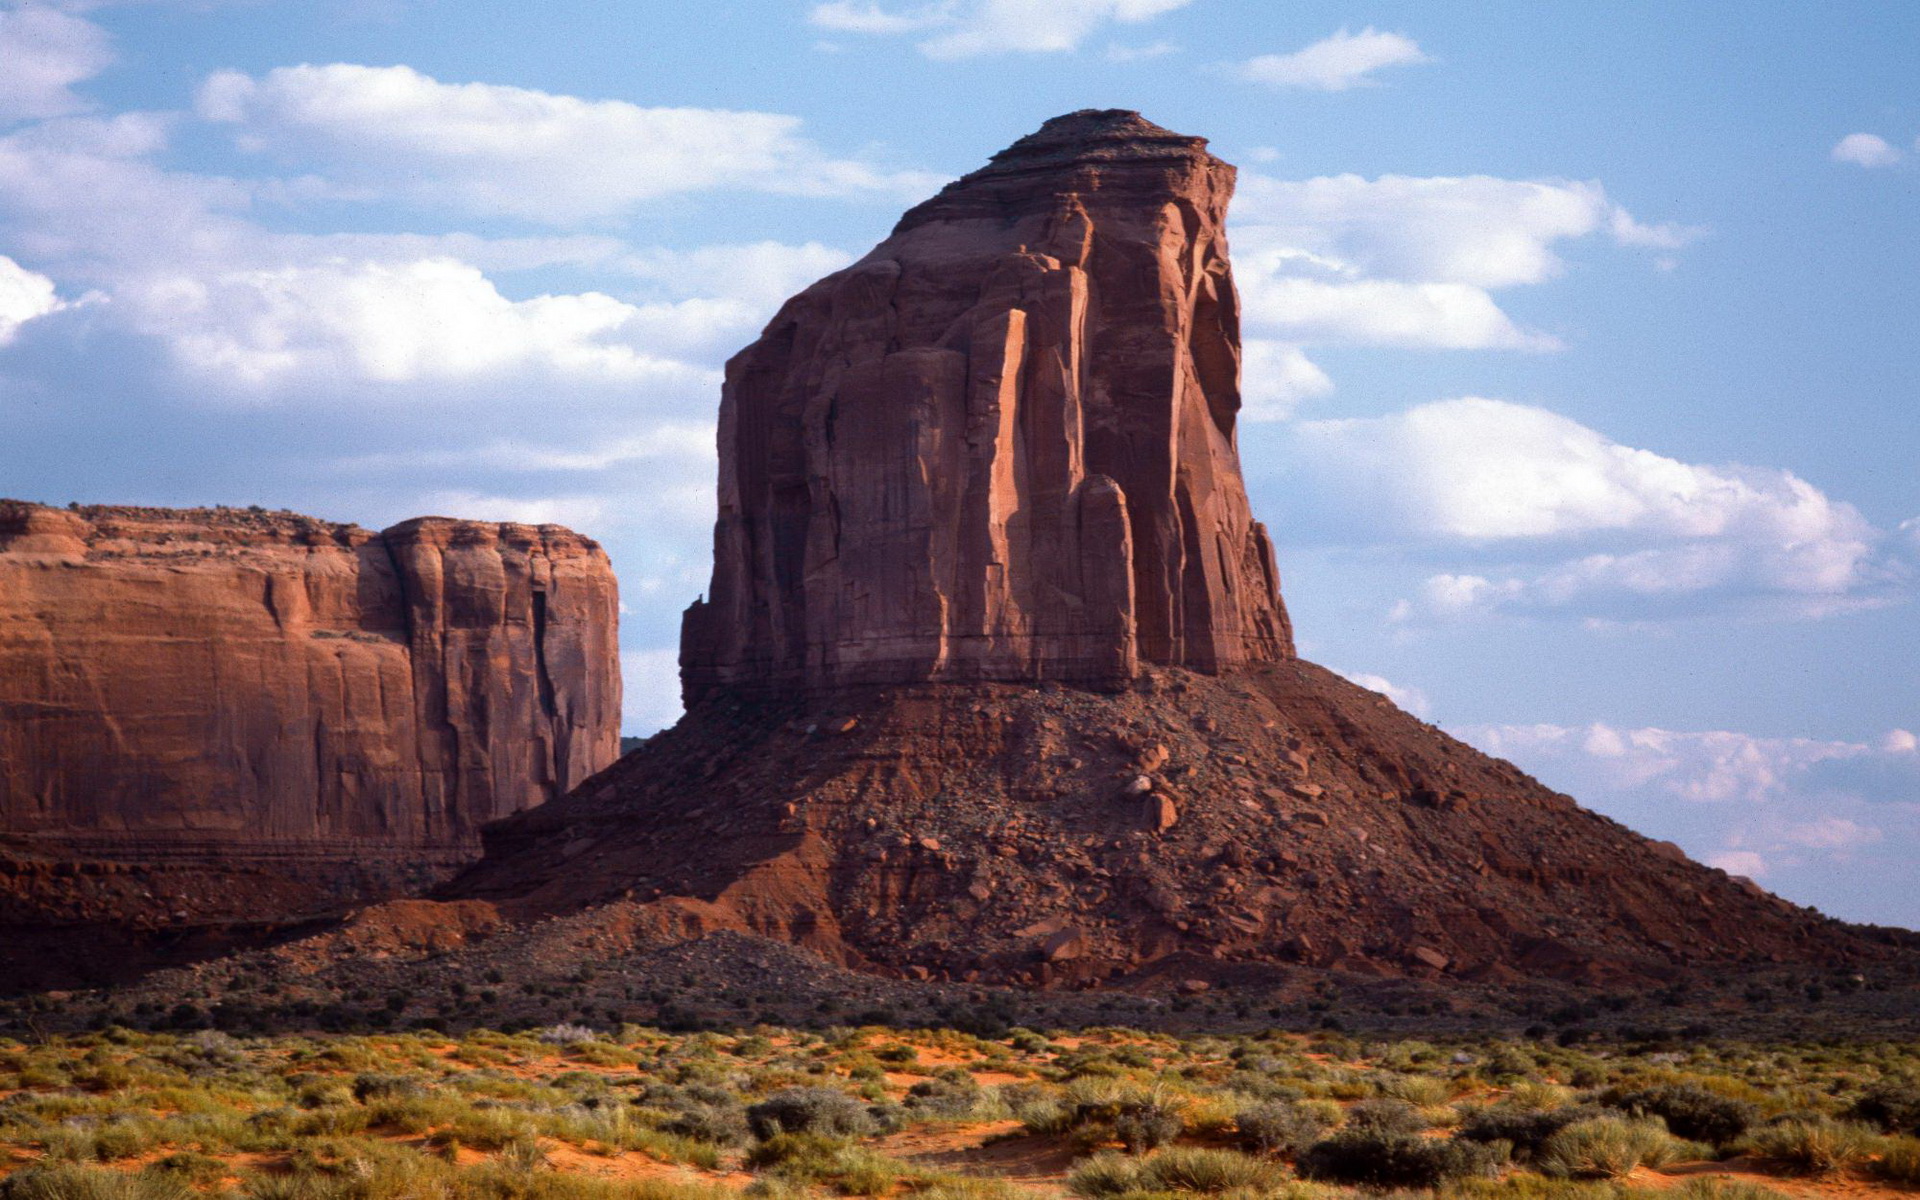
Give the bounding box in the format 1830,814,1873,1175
1234,1100,1337,1158
1377,1072,1456,1107
1674,1180,1791,1200
1849,1078,1920,1134
746,1132,902,1195
915,1178,1030,1200
1538,1116,1685,1179
1114,1097,1185,1154
1345,1097,1429,1136
1066,1152,1143,1199
905,1073,982,1120
1009,1092,1072,1136
1457,1104,1611,1160
1743,1117,1881,1175
0,1165,193,1200
1872,1134,1920,1184
1068,1148,1280,1197
146,1152,229,1187
1604,1084,1758,1145
665,1103,753,1147
747,1088,876,1140
1136,1147,1282,1193
351,1072,424,1102
1300,1130,1506,1188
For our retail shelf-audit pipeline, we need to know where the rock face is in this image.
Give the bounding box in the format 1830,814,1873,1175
682,110,1292,701
444,112,1906,994
0,500,621,903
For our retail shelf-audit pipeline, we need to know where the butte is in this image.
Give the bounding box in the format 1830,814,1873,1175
444,111,1889,990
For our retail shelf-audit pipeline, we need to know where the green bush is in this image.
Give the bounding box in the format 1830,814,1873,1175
905,1073,982,1120
1849,1079,1920,1135
1234,1100,1336,1158
1604,1084,1758,1146
1457,1104,1610,1161
747,1087,876,1140
1113,1098,1185,1154
1537,1117,1685,1179
1345,1097,1428,1136
1300,1130,1506,1187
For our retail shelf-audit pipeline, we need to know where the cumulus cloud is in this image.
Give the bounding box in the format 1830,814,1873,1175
1245,276,1554,350
1460,720,1920,922
0,4,113,123
1240,338,1332,420
808,0,1193,59
1334,669,1431,716
156,257,729,392
0,72,846,720
1284,397,1912,622
1235,27,1430,92
0,254,65,342
1831,132,1902,168
1229,173,1696,377
1236,173,1695,290
196,64,943,223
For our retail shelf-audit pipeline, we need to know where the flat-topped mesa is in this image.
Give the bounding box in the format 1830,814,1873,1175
0,500,621,883
682,110,1293,702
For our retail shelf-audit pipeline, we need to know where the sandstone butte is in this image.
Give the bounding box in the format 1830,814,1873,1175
444,112,1912,991
681,108,1291,698
0,499,621,976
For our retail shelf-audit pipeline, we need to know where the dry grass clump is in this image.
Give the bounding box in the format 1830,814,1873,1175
1536,1116,1686,1179
1741,1117,1882,1175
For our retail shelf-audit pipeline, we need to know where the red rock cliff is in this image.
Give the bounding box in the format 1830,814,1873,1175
0,501,620,877
682,110,1292,700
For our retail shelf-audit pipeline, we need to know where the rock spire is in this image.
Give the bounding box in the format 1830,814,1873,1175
681,110,1292,700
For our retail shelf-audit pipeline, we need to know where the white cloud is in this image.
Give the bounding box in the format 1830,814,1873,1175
0,254,65,342
1235,27,1430,92
1335,669,1431,716
196,63,943,223
1240,338,1332,421
1288,397,1911,622
412,490,608,530
807,0,1193,59
1236,173,1695,290
808,1,944,34
1459,719,1920,920
615,240,854,307
150,256,727,392
0,4,113,123
1229,173,1696,355
1246,276,1555,350
1104,39,1178,62
1705,850,1768,878
1831,132,1902,168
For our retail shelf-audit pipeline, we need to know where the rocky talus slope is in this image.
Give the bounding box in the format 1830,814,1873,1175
0,500,620,986
443,112,1904,993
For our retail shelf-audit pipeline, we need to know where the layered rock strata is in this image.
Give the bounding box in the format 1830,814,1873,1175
682,109,1292,701
0,500,620,894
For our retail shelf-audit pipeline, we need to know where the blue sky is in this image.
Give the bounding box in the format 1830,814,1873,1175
0,0,1915,925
